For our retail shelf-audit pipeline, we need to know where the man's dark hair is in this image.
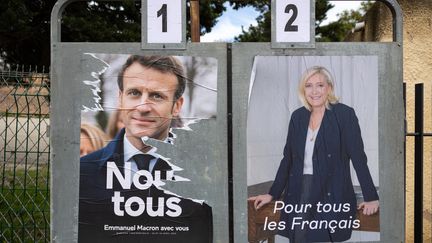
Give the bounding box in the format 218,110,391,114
118,55,186,101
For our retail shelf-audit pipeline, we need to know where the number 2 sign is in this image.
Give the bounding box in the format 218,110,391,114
146,0,183,44
273,0,313,44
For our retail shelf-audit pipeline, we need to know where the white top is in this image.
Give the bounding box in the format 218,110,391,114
303,126,320,175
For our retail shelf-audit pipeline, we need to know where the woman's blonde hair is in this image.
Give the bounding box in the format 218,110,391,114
298,66,339,110
106,110,123,139
80,123,109,152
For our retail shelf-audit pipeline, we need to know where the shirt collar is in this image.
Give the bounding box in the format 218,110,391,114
122,134,162,164
123,135,144,163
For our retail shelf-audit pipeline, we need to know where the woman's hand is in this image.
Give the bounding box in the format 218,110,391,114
249,194,273,210
358,200,379,215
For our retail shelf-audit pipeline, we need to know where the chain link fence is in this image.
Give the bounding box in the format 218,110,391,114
0,66,50,242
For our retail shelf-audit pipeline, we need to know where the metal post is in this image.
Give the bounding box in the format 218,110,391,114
190,0,200,42
403,83,406,137
227,43,233,243
414,83,423,243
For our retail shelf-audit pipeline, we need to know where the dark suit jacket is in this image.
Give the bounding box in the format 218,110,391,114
269,103,379,242
79,129,213,243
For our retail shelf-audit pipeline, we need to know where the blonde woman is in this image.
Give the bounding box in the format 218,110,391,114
106,110,124,139
80,123,109,157
251,66,379,242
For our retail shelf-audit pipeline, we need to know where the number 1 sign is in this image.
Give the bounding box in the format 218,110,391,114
142,0,186,49
272,0,315,48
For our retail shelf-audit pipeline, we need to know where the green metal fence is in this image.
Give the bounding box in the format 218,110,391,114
0,66,50,242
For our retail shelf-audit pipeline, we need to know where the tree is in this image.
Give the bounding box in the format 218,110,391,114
230,0,271,42
317,1,374,42
0,0,56,67
192,0,226,35
63,0,226,42
235,0,374,42
0,0,375,66
234,0,334,42
235,10,271,42
0,0,225,67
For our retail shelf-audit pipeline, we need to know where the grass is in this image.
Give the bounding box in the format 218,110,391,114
0,167,50,242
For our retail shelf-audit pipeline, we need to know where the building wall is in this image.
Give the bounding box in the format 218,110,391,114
346,1,432,242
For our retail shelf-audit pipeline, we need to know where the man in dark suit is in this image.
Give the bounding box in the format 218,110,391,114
79,55,212,243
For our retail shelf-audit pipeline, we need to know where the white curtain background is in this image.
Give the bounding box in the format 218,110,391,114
247,56,379,188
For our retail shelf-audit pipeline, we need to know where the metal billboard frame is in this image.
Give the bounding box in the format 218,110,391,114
50,0,404,242
231,42,404,243
51,1,228,242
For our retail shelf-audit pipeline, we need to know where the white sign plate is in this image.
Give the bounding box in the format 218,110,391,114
147,0,182,43
275,0,311,43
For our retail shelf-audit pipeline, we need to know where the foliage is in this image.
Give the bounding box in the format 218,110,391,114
63,0,226,41
0,168,50,242
0,0,55,66
235,0,374,42
0,0,376,66
234,0,334,42
317,1,374,42
230,0,271,42
192,0,226,34
235,10,271,42
0,0,225,67
61,1,141,43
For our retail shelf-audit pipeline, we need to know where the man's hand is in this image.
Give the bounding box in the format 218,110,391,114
358,200,379,215
249,194,273,210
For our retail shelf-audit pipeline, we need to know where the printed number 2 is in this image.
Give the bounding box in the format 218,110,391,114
284,4,298,32
157,4,167,32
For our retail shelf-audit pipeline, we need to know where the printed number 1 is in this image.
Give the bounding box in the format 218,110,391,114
157,4,167,32
284,4,298,32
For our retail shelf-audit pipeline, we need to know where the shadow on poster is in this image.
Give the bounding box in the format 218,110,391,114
78,54,217,242
247,56,380,242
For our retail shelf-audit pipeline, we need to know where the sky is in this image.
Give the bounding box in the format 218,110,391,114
201,1,365,42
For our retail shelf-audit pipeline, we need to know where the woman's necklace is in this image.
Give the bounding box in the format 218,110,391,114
309,111,324,141
309,127,319,141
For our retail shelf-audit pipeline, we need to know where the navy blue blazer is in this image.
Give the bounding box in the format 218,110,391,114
79,129,213,243
269,103,378,242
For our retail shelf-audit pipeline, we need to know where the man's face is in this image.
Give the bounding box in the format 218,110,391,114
119,62,183,146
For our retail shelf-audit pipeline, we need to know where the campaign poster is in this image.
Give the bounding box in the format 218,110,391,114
78,54,217,242
247,56,380,242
